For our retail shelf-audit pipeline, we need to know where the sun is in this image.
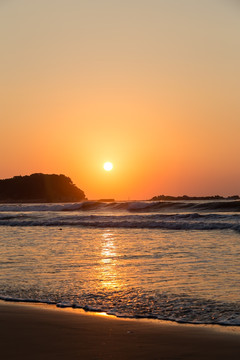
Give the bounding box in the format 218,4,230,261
103,162,113,171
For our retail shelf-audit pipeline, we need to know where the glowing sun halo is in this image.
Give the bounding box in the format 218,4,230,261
103,162,113,171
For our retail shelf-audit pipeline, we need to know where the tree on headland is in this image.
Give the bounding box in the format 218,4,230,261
0,173,87,202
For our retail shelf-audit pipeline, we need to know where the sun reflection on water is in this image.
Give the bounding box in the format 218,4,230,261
101,231,116,264
97,230,122,291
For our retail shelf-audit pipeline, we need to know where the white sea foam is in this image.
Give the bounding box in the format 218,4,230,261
1,199,240,213
1,293,240,326
0,211,240,232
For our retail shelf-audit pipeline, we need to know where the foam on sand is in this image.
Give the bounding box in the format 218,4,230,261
0,301,240,360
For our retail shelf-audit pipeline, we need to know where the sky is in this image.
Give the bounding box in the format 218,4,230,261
0,0,240,200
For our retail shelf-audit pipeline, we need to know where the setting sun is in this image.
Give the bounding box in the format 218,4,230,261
103,162,113,171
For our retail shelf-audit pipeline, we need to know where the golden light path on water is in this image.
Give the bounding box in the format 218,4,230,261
98,230,121,291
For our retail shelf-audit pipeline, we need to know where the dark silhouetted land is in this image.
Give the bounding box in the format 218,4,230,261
151,195,240,201
0,173,86,202
98,198,115,202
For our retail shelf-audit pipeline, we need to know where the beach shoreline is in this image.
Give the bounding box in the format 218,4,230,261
1,300,240,360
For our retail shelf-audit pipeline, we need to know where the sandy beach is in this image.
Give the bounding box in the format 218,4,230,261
0,301,240,360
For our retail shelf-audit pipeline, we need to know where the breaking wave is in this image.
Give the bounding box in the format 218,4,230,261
1,291,240,326
1,201,240,232
1,200,240,213
0,213,240,232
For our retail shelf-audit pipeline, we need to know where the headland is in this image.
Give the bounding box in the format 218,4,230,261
0,173,86,202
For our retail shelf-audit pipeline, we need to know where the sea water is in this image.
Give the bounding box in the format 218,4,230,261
0,200,240,325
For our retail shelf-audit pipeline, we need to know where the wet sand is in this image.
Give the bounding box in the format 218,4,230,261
0,302,240,360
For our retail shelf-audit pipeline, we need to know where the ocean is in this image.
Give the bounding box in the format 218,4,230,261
0,200,240,326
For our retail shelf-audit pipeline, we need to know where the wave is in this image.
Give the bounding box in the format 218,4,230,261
1,200,240,213
1,292,239,326
1,201,240,232
1,213,240,232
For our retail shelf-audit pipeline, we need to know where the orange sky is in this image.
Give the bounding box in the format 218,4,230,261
0,0,240,200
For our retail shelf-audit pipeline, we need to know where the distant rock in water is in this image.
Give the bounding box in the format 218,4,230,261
0,173,87,202
98,199,115,202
